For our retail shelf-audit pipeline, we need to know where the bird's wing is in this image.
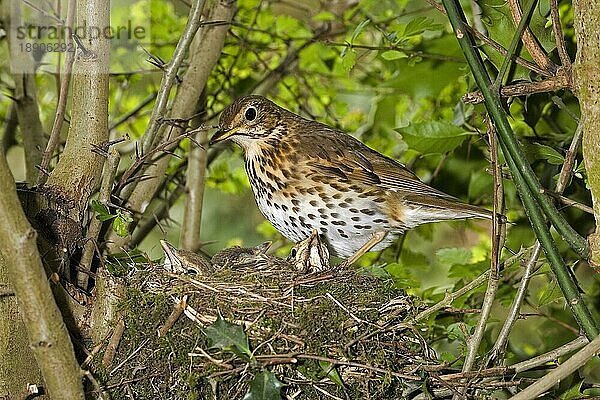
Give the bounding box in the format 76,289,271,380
300,129,456,199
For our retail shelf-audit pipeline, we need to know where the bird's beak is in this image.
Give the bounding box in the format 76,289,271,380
209,126,239,145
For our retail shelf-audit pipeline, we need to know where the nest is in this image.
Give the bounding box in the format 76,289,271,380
103,251,444,399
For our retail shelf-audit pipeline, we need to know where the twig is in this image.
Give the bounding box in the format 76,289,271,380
109,93,157,131
82,369,110,400
511,336,588,373
466,25,550,76
487,244,541,365
549,0,571,68
463,74,570,104
542,190,594,214
157,295,188,337
507,0,557,74
489,122,584,364
37,0,76,185
102,317,126,367
109,338,150,376
129,182,186,248
456,122,505,395
326,292,365,324
139,0,206,155
509,334,600,400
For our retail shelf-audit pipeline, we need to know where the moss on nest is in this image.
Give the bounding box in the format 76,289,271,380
99,256,433,399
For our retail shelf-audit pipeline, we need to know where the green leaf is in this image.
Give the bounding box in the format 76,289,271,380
395,120,473,154
112,213,132,237
526,143,565,165
312,11,336,22
536,280,564,307
243,371,284,400
202,315,252,358
381,50,408,60
92,200,115,221
350,19,370,44
340,49,357,72
436,248,472,266
319,361,344,387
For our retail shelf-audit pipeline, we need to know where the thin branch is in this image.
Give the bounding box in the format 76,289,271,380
456,122,506,394
463,74,570,104
542,190,594,214
109,92,157,131
510,334,600,400
489,122,585,364
511,336,588,373
487,243,541,365
0,140,84,398
549,0,571,68
139,0,206,154
466,25,550,77
507,0,557,74
180,95,208,251
37,0,76,186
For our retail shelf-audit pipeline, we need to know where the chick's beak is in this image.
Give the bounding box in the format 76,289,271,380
209,126,239,145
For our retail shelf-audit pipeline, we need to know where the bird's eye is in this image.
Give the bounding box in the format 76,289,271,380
244,106,257,121
290,248,297,258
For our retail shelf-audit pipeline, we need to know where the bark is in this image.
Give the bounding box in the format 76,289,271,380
44,0,110,217
0,146,83,399
573,0,600,267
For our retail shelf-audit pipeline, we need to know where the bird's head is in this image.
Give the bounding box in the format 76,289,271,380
209,95,285,149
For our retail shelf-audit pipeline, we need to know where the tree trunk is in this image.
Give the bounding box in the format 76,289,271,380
573,0,600,267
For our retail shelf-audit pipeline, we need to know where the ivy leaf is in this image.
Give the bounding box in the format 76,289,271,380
395,121,473,154
243,371,284,400
202,314,252,359
381,50,408,60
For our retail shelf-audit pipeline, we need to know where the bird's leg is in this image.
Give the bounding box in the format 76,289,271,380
339,231,387,268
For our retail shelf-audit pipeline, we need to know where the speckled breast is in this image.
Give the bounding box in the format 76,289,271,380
245,154,398,258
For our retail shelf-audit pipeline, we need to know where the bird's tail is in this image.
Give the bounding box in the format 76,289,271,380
403,195,499,227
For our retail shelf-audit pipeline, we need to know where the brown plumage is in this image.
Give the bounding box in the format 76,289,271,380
210,95,492,264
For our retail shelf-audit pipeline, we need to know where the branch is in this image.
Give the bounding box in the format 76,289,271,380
549,0,571,68
180,97,209,251
44,0,111,215
507,0,557,74
37,0,76,186
442,0,598,339
455,121,506,396
137,0,206,156
0,137,84,399
463,74,570,104
509,334,600,400
5,2,47,184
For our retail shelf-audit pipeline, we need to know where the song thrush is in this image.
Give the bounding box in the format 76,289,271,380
210,96,492,266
